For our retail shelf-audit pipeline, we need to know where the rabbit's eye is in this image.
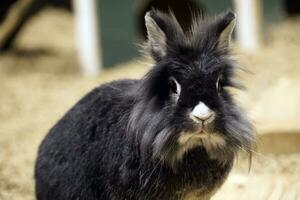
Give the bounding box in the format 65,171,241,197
216,75,222,92
169,77,181,95
170,81,177,94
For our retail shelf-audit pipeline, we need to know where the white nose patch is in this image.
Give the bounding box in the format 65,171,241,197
191,101,212,120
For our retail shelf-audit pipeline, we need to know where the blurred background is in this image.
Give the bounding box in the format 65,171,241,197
0,0,300,199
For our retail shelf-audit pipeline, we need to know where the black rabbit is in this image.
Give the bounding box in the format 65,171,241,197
35,10,254,200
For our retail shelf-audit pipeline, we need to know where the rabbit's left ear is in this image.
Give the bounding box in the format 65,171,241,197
215,11,236,49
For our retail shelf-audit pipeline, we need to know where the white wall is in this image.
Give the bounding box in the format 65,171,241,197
74,0,102,76
234,0,262,51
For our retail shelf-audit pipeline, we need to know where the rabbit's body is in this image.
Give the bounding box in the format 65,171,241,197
35,10,254,200
35,80,232,200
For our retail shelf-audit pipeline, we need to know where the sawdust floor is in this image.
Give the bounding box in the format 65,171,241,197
0,8,300,200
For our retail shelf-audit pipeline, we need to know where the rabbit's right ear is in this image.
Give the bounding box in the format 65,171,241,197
145,9,184,62
145,11,167,61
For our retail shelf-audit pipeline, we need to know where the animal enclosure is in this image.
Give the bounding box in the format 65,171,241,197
0,1,300,200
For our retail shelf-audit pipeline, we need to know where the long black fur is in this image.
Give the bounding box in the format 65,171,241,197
35,10,254,200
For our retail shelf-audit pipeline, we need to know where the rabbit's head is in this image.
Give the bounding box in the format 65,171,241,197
129,10,254,166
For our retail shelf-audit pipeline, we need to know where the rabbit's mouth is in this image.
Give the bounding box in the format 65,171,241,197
196,125,207,135
175,130,226,162
177,121,226,156
193,119,214,135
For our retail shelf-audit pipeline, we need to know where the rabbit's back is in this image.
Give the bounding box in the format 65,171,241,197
34,79,139,200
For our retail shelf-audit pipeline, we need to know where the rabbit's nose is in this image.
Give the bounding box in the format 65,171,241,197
191,102,214,123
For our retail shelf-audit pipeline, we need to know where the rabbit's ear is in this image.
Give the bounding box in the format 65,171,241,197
144,9,184,62
145,11,167,61
215,11,236,50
